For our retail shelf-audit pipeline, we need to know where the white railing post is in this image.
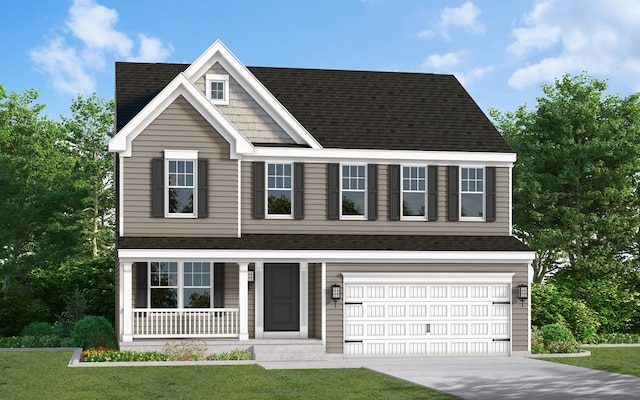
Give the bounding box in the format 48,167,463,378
121,262,133,342
238,262,249,340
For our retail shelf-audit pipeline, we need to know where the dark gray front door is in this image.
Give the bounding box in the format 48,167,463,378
264,263,299,332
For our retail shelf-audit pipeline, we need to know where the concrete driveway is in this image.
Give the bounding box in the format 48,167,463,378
259,357,640,399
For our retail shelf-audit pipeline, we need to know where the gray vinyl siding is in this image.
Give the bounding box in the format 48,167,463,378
195,63,294,144
313,263,323,339
325,262,529,354
123,96,238,237
241,163,511,236
224,263,239,310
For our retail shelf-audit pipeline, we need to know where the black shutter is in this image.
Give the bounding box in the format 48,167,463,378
448,166,459,221
294,163,305,219
428,165,438,221
152,158,164,217
328,163,340,220
135,262,148,308
197,159,209,218
486,167,496,222
367,164,378,220
213,263,225,308
388,165,400,221
253,162,265,219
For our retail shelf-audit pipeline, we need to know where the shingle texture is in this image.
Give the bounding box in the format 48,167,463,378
118,234,531,252
115,62,513,153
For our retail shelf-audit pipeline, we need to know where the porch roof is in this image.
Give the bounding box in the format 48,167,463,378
117,234,531,252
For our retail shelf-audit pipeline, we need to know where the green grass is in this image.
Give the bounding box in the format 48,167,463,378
543,347,640,377
0,351,455,399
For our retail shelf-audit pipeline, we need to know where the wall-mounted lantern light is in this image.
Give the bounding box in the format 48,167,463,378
331,284,341,307
516,284,528,306
248,269,255,286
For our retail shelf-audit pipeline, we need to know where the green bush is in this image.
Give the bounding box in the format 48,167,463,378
69,316,117,350
0,335,69,348
540,323,580,353
21,322,56,338
81,349,168,362
531,326,547,354
594,333,640,344
206,348,251,361
532,283,599,343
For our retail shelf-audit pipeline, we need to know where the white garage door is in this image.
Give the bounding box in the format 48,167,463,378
342,273,513,357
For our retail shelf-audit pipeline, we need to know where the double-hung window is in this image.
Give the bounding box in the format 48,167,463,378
165,150,198,217
402,166,426,218
460,167,484,220
149,261,212,309
205,74,229,105
341,165,366,217
266,163,293,217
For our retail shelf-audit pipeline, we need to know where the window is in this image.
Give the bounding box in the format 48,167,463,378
402,166,426,218
341,165,366,217
267,163,293,217
150,262,178,308
205,74,229,105
149,261,213,309
461,167,484,219
168,160,195,215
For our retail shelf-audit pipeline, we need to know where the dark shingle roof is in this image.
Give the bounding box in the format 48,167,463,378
115,62,513,153
118,234,531,252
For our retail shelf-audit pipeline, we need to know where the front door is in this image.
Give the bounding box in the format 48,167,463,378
264,263,300,332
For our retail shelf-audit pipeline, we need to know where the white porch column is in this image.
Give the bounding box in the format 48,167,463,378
321,262,327,350
255,261,264,339
121,261,133,342
299,262,309,339
238,262,249,340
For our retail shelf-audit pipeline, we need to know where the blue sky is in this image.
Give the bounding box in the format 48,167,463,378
2,0,640,119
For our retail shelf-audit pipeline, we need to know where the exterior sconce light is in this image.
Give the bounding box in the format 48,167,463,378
516,284,528,306
248,270,255,286
331,284,342,307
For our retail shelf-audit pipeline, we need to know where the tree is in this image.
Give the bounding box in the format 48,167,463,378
63,94,115,258
0,85,86,294
491,72,640,283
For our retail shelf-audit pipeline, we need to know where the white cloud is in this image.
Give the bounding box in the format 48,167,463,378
30,0,173,96
417,1,485,40
507,0,640,90
422,51,465,70
456,66,495,87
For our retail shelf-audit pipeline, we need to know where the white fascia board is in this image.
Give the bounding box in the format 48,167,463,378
117,248,536,264
243,147,516,166
108,73,253,158
184,40,322,150
341,272,515,284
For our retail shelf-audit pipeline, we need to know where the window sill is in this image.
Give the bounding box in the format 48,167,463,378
459,217,485,222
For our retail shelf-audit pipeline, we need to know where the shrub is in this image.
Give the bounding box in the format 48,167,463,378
594,333,640,344
540,323,580,353
163,340,208,361
21,322,56,338
531,326,547,354
206,348,251,361
69,315,117,350
532,283,599,343
81,349,168,362
0,335,69,348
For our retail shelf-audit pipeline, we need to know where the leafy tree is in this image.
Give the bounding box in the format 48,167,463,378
0,85,86,294
63,94,115,258
491,72,640,283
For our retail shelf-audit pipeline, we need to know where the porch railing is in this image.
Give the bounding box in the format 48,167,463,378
132,308,239,338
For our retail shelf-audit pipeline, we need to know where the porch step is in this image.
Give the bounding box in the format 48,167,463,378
251,341,327,362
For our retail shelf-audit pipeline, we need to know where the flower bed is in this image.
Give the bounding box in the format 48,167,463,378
80,341,251,362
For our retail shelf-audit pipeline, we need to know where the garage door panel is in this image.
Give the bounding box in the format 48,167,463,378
344,280,512,357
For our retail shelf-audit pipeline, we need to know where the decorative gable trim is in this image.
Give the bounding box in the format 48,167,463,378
184,40,322,150
109,73,253,158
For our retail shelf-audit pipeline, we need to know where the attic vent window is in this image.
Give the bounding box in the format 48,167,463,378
205,74,229,105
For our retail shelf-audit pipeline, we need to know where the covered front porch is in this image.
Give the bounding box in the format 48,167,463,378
117,253,324,346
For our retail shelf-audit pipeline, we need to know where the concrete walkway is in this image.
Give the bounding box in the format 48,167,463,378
258,357,640,399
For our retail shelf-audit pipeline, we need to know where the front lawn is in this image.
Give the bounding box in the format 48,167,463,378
0,351,455,399
543,347,640,377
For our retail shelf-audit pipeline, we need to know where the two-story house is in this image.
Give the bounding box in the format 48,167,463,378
108,40,535,359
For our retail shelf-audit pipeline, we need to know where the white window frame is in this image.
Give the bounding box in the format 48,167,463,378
148,261,213,309
340,164,367,220
265,162,294,219
460,166,485,222
401,165,427,220
164,150,198,218
205,74,229,105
